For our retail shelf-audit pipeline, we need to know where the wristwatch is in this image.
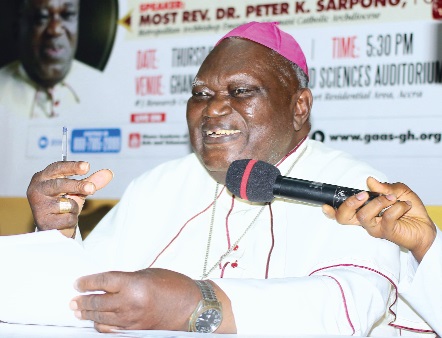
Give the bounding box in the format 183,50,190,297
188,280,223,333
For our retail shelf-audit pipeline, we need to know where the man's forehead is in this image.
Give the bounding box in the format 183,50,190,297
24,0,79,8
193,40,287,87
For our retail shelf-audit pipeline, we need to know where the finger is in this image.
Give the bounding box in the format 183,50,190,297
53,196,80,216
27,162,95,199
334,192,369,225
75,272,123,293
27,176,95,202
63,194,86,213
33,161,90,181
35,214,78,231
71,293,122,313
33,196,80,231
367,177,410,200
46,170,113,207
363,200,412,240
83,169,114,192
356,194,397,227
39,177,97,198
322,204,336,220
37,169,112,199
94,322,122,333
74,308,121,327
379,199,412,224
366,177,390,194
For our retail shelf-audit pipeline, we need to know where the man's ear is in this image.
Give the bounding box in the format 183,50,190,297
292,88,313,131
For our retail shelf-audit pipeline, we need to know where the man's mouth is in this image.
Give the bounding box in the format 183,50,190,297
42,44,67,60
205,129,241,138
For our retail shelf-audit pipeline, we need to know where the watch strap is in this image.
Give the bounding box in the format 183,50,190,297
195,280,218,301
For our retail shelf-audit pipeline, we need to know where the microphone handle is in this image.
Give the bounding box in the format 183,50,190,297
273,176,381,209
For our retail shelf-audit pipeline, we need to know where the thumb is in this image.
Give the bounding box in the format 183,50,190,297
83,169,114,192
366,177,390,195
75,272,122,293
65,169,113,215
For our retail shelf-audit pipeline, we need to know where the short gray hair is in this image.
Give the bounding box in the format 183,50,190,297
268,49,309,89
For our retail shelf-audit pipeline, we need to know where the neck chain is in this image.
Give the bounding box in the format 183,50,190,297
202,183,220,278
201,143,308,279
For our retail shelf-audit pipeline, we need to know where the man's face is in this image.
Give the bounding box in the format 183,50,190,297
187,39,301,182
18,0,79,88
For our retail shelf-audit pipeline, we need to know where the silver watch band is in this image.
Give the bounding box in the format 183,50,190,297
195,280,217,302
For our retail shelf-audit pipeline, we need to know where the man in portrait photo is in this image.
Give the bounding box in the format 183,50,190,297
0,0,116,119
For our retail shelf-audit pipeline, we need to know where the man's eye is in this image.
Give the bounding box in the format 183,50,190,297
33,11,49,23
31,9,77,24
62,10,78,21
192,91,209,97
232,88,251,96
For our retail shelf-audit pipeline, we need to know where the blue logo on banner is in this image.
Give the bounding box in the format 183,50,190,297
38,136,49,149
71,129,121,153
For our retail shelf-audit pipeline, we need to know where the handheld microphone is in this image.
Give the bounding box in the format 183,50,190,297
225,159,381,208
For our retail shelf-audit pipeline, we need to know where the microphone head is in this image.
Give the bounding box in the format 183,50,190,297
226,159,281,202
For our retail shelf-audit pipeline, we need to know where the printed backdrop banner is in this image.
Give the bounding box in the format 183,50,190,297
0,0,440,205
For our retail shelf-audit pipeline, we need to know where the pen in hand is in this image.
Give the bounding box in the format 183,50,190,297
60,126,76,238
62,126,68,161
60,126,69,205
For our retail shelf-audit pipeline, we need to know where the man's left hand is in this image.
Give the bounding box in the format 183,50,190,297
70,268,202,332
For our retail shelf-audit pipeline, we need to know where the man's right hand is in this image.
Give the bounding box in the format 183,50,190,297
27,161,113,237
322,177,437,262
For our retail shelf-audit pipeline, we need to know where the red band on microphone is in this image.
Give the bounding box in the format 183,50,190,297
240,159,257,200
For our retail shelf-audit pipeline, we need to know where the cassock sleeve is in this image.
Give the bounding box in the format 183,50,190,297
399,228,442,336
214,265,395,335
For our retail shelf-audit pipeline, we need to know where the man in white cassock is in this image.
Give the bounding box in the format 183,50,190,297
21,21,433,336
0,0,105,119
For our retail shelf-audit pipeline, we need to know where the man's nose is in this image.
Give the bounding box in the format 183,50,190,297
204,95,231,117
46,16,64,36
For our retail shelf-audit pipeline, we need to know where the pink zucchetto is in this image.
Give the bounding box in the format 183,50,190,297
216,21,308,78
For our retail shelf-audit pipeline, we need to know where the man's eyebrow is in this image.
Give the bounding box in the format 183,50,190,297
63,3,77,9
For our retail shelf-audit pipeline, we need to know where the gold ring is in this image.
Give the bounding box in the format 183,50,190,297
59,197,72,214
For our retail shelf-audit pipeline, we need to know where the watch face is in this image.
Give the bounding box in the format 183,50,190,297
195,308,222,333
